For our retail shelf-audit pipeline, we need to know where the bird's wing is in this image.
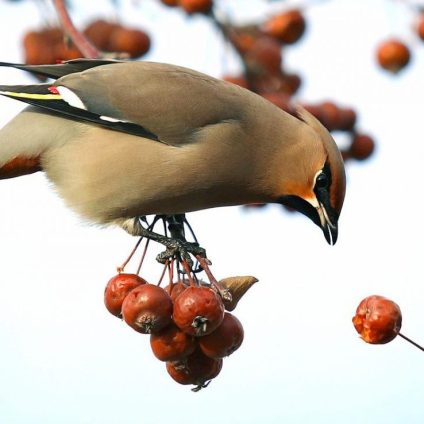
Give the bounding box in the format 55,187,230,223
0,61,246,146
0,82,160,141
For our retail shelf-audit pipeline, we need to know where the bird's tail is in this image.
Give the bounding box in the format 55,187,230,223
0,58,123,79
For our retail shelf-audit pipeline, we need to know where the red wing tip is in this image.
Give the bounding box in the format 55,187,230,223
48,86,60,94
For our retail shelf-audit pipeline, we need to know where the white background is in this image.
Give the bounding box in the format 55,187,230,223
0,1,424,423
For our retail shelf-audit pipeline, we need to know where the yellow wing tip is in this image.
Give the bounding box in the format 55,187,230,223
0,90,62,100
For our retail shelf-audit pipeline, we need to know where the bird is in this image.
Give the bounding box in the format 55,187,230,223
0,59,345,259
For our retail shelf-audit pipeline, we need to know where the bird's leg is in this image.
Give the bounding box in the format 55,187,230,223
119,215,206,265
156,214,207,265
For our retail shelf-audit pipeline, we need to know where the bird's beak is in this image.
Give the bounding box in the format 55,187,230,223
278,194,339,245
315,201,338,245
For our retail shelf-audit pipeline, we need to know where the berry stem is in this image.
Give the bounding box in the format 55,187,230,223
157,260,169,286
52,0,100,59
195,254,228,300
117,236,143,273
398,333,424,352
136,238,151,275
196,255,217,286
181,259,196,286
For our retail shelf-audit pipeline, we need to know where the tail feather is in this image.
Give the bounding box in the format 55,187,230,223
0,59,123,79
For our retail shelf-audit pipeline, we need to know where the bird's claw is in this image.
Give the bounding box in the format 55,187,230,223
155,240,207,266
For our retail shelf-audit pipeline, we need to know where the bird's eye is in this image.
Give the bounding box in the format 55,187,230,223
315,172,329,189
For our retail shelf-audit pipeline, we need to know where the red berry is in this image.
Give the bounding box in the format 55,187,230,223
160,0,179,6
229,31,258,55
122,284,173,334
179,0,213,14
318,101,340,131
150,323,197,361
352,295,402,344
417,15,424,41
338,107,357,131
261,92,291,112
164,280,188,302
223,75,249,89
245,36,282,74
376,39,411,74
84,20,121,50
263,10,306,44
199,312,244,358
23,31,55,65
108,27,150,58
173,286,224,336
166,349,222,387
104,273,147,317
350,133,375,160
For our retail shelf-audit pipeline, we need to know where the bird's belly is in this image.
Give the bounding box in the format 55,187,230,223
41,130,254,224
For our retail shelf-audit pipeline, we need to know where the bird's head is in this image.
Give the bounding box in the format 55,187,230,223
275,106,346,245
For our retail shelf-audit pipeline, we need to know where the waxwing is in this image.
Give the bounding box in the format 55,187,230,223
0,59,346,244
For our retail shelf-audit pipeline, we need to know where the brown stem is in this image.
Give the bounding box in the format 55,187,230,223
117,237,143,273
52,0,100,58
157,260,169,286
168,258,175,285
136,238,150,275
181,260,196,286
398,333,424,352
195,255,218,286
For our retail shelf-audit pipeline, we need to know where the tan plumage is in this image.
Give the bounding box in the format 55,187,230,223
0,60,345,243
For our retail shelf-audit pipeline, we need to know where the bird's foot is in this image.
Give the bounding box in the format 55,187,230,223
117,214,207,267
156,240,206,265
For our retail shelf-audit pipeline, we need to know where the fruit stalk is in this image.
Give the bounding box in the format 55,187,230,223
398,333,424,352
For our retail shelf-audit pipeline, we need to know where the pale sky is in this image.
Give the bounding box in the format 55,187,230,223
1,1,424,423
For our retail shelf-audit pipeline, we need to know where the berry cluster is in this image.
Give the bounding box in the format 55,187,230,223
84,20,150,58
22,21,150,66
23,27,82,65
104,267,250,391
221,9,375,168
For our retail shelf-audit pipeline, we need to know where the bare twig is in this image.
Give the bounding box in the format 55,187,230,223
52,0,100,58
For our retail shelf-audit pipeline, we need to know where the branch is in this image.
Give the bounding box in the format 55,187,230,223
52,0,100,59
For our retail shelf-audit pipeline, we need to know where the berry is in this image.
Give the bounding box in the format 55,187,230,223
160,0,179,6
245,36,282,74
223,75,249,89
199,312,244,358
349,134,375,160
166,349,222,387
318,101,340,132
150,323,197,361
261,92,291,113
352,295,402,344
173,286,224,336
108,28,150,58
417,15,424,41
338,107,357,131
84,20,120,50
104,273,146,317
179,0,213,14
263,10,306,44
122,284,173,334
376,39,411,74
164,280,188,302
